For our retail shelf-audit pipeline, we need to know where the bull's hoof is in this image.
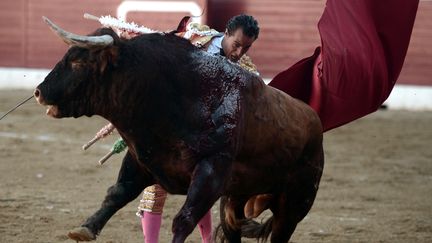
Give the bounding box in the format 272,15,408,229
67,227,96,242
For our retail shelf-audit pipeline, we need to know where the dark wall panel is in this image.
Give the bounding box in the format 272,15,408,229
398,1,432,86
0,0,430,86
0,0,26,67
0,0,205,68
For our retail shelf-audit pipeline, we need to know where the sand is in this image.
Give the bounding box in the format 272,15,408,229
0,89,431,243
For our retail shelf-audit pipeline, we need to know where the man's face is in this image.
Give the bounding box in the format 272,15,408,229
222,28,256,62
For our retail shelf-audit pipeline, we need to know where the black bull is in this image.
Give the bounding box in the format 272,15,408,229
34,18,324,243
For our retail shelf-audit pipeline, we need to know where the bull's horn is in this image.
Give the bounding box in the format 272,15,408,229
42,16,114,48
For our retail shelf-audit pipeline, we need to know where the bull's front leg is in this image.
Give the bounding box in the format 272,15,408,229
172,152,232,243
171,87,241,242
68,151,154,241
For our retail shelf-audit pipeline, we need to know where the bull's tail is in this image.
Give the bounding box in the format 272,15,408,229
215,217,273,243
241,217,273,241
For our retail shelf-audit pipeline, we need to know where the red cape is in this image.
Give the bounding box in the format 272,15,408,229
268,0,419,132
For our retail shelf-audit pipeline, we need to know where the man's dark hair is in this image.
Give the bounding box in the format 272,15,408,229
226,14,260,40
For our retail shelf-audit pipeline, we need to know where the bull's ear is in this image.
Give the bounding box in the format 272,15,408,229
96,46,119,74
89,28,120,73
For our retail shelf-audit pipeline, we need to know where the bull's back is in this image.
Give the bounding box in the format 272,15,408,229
234,78,322,188
242,78,322,153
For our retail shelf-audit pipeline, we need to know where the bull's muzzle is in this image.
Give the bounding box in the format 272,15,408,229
34,88,61,117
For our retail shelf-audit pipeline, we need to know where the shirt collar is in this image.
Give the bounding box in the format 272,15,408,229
206,35,224,55
214,35,223,50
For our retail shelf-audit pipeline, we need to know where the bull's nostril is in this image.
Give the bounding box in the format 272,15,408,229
33,89,45,104
34,89,40,98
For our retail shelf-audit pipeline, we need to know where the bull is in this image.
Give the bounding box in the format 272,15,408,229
34,17,324,243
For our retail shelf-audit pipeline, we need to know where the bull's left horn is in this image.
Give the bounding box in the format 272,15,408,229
42,16,114,48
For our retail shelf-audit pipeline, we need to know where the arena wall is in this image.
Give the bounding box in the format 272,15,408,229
0,0,430,109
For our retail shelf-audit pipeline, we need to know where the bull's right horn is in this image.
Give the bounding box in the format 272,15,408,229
42,16,114,48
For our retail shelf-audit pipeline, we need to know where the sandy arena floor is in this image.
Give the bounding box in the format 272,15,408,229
0,89,431,243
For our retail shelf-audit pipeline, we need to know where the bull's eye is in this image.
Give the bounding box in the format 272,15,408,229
71,62,84,70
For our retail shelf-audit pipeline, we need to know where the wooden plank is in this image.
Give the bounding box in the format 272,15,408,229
0,0,430,86
0,0,25,67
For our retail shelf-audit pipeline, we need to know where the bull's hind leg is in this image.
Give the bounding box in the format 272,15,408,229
270,149,324,243
270,185,318,242
217,196,248,243
68,152,154,241
268,194,299,243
